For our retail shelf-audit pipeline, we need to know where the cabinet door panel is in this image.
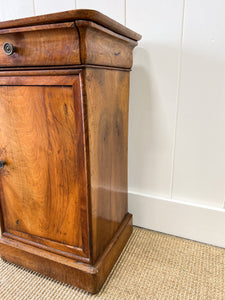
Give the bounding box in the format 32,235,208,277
0,74,89,260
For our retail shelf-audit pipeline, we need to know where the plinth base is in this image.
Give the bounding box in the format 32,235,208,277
0,214,132,294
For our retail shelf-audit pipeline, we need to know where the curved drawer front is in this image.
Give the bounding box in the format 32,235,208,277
0,22,80,67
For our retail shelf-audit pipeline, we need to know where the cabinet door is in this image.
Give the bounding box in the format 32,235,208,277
0,72,90,261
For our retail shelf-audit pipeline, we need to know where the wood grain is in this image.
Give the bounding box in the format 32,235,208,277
0,20,137,69
0,9,141,293
0,74,90,259
0,9,141,41
0,214,132,294
0,23,80,67
83,68,130,262
75,20,137,69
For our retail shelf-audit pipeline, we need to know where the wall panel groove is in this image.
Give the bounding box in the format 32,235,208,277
127,0,184,197
172,0,225,208
170,0,186,198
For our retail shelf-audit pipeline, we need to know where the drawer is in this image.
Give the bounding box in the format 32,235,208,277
0,22,81,67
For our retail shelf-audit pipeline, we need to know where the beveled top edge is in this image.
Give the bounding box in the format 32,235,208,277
0,9,142,41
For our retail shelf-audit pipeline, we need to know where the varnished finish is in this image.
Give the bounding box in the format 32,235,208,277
0,10,141,41
0,10,141,293
0,73,90,260
0,19,137,69
0,214,132,294
0,23,80,67
84,68,130,262
75,20,137,68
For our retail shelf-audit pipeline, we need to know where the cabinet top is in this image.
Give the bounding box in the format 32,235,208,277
0,9,141,41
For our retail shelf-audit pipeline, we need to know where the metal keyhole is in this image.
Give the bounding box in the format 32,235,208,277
0,161,6,169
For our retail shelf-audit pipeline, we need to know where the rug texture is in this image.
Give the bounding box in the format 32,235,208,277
1,227,225,299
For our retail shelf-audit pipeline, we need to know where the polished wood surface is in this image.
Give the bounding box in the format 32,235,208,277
76,21,137,69
0,9,141,293
1,214,132,294
0,23,80,67
0,73,90,260
0,9,141,41
0,20,137,69
84,68,130,262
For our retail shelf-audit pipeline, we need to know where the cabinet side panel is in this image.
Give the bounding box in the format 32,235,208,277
84,68,130,262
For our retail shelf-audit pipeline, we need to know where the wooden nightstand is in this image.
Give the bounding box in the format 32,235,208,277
0,10,141,293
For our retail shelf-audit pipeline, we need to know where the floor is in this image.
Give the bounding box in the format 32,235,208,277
1,227,225,299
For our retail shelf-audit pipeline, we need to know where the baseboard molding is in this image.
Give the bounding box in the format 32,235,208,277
128,191,225,248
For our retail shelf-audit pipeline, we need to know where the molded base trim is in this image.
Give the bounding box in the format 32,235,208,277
0,214,133,293
129,191,225,248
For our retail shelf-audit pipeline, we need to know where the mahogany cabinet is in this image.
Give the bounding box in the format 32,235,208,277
0,10,141,293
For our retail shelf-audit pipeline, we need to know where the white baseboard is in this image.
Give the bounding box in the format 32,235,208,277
128,191,225,248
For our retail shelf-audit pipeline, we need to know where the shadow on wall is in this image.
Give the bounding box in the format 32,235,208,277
128,45,174,195
128,44,225,203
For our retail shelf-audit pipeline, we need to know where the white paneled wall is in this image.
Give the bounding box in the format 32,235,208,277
34,0,75,15
0,0,34,21
1,1,225,247
172,0,225,207
76,0,125,24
